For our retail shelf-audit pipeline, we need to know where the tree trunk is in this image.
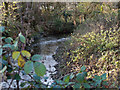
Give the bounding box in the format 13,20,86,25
4,2,8,26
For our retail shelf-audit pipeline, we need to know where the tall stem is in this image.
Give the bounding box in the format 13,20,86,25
16,80,19,90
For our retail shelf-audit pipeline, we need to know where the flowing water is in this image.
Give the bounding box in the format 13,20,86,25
32,36,70,86
1,36,70,88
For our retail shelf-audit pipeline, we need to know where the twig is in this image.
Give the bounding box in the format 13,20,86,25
17,80,19,90
8,72,16,89
16,67,20,90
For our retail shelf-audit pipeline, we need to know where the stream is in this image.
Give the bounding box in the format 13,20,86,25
32,36,70,86
1,36,70,88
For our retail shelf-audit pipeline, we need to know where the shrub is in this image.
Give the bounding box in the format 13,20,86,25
50,66,109,88
0,26,47,88
64,28,120,87
41,18,75,35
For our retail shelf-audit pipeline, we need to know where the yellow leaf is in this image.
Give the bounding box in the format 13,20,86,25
21,50,31,59
13,1,17,4
12,51,20,60
18,55,25,68
3,2,5,6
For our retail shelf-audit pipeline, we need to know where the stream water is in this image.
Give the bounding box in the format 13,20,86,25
32,36,70,86
1,36,70,88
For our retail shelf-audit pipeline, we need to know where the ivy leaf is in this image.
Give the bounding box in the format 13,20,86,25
33,74,40,81
0,66,7,73
56,80,65,85
82,72,87,77
0,26,5,32
70,73,74,79
20,82,26,87
53,85,62,88
14,73,21,80
2,37,5,39
93,75,100,81
12,51,20,60
18,55,25,67
21,50,31,59
3,44,12,48
24,61,33,74
102,81,108,86
11,41,18,50
66,82,75,87
76,73,84,83
19,33,25,43
0,48,2,56
7,65,13,73
0,59,8,65
31,54,42,61
81,66,86,72
14,40,18,47
83,83,91,88
5,37,13,43
63,75,70,83
101,73,106,80
96,80,102,87
33,62,46,76
73,83,81,88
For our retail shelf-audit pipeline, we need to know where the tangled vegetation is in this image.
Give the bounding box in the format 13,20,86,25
50,66,109,88
0,1,119,89
1,27,112,89
0,27,47,88
58,28,120,88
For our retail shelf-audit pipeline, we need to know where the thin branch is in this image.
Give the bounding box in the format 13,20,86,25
17,68,20,90
16,80,19,90
8,72,16,89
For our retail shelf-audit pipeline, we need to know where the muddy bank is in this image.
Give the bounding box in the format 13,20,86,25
52,44,73,80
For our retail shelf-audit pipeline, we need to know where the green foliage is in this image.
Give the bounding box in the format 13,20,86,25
66,28,120,87
3,44,12,48
0,26,5,32
76,73,85,83
14,73,21,80
41,18,75,34
24,61,33,74
5,37,13,43
33,74,40,81
0,66,7,73
12,51,20,60
31,54,42,61
19,33,26,43
21,50,31,59
0,2,119,88
63,75,70,83
50,66,108,88
81,66,86,72
1,27,46,88
1,27,116,88
73,83,81,88
20,82,26,87
0,48,2,56
33,62,46,76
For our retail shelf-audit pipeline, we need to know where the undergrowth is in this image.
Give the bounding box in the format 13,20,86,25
62,28,120,88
